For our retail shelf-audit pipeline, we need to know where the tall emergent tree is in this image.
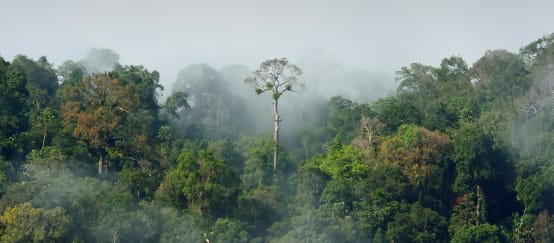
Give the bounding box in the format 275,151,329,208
245,58,303,171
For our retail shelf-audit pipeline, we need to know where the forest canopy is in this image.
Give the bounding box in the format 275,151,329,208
0,34,554,242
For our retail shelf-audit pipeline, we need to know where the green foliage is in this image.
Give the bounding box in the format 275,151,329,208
9,56,60,151
471,49,530,101
295,159,330,209
386,203,448,243
436,56,471,95
58,60,86,84
396,63,437,102
175,148,240,218
450,223,508,243
209,218,248,243
0,202,70,242
236,136,276,190
422,101,459,131
119,166,161,199
159,207,206,243
449,194,479,237
0,57,30,160
324,96,367,142
512,212,534,243
356,189,403,234
446,96,480,123
268,209,335,243
10,55,58,108
515,165,554,214
208,139,244,176
452,123,493,193
60,65,163,176
91,190,140,243
163,91,190,118
394,57,474,133
398,124,419,146
1,33,554,242
520,33,554,65
315,143,368,181
237,185,287,236
371,96,422,132
0,156,14,195
380,125,453,201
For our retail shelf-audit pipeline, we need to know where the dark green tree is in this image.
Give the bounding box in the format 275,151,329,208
209,218,248,243
176,149,240,219
385,203,447,243
0,57,30,161
371,96,422,133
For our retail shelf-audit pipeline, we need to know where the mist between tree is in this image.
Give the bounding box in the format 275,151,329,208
1,33,554,242
167,54,395,148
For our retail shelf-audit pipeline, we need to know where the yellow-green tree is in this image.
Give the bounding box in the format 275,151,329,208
380,125,453,202
0,202,70,242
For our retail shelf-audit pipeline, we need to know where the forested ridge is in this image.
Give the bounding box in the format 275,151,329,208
0,33,554,243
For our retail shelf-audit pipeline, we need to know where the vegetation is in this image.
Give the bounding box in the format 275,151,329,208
245,58,304,171
1,34,554,242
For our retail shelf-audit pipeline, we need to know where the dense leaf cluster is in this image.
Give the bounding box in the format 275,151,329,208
1,35,554,242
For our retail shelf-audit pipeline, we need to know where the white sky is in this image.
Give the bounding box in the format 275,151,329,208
1,0,553,88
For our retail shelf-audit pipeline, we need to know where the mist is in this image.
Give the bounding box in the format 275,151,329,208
2,0,554,93
2,1,554,242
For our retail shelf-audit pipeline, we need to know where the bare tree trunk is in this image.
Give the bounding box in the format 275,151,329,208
98,153,103,177
41,129,47,149
112,228,118,243
98,149,107,177
273,99,280,172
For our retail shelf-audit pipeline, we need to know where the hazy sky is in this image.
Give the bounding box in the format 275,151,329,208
1,0,553,88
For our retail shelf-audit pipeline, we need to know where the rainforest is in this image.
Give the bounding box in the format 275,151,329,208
0,33,554,242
